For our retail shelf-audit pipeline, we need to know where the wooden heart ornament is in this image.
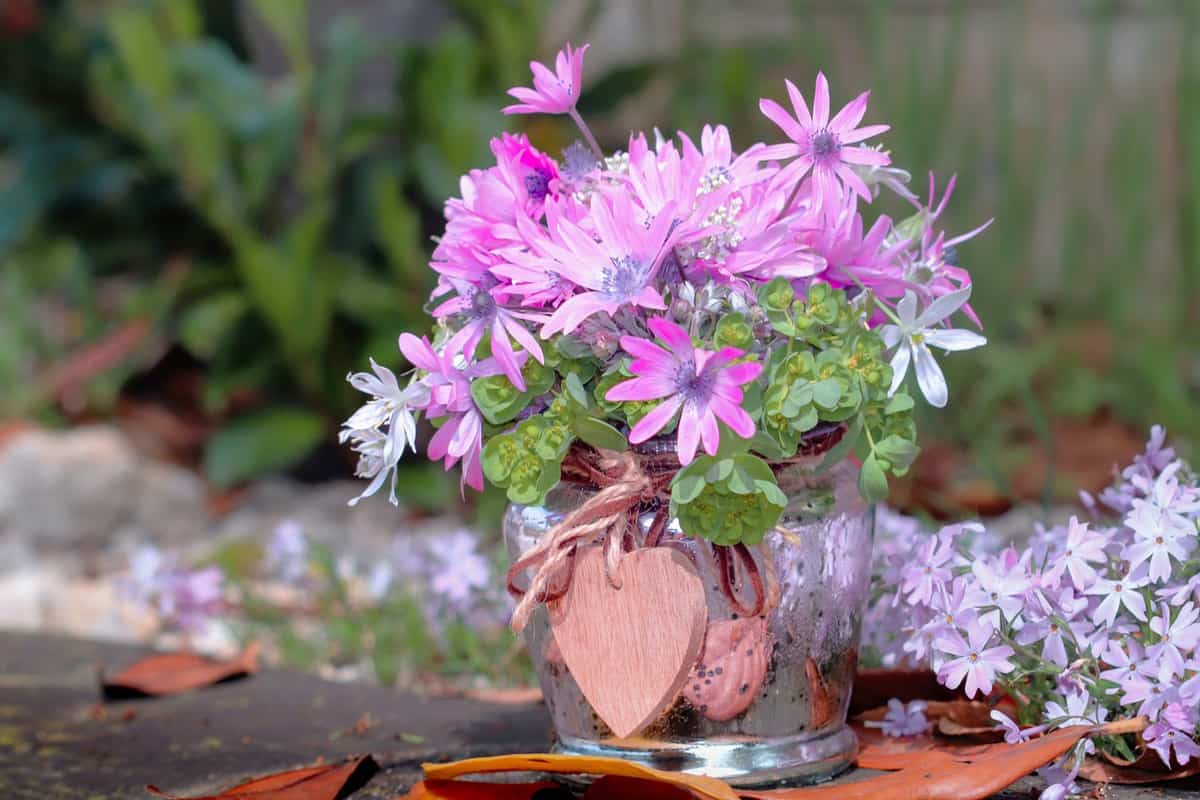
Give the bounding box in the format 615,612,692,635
548,546,707,738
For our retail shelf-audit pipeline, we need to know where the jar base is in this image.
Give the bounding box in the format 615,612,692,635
554,725,857,788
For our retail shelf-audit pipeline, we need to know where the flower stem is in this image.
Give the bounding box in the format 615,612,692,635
568,108,603,161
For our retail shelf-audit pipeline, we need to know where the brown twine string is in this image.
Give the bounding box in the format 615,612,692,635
506,422,847,633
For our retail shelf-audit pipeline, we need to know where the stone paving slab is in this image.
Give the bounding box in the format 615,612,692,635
1,632,1196,799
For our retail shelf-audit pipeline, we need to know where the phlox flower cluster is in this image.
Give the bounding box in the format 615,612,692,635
341,42,988,546
122,545,225,634
865,427,1200,772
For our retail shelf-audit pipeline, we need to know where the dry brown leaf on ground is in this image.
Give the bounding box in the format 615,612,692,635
147,754,377,799
855,697,1015,739
458,686,544,705
101,644,259,699
421,753,738,800
849,668,957,715
1079,746,1200,784
747,720,1146,800
399,780,566,799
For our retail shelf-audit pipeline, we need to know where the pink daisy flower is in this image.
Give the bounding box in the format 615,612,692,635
503,42,588,115
759,73,891,207
398,333,508,493
529,193,683,337
432,278,544,391
605,316,761,465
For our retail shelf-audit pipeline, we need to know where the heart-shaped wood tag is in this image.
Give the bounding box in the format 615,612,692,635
548,546,707,739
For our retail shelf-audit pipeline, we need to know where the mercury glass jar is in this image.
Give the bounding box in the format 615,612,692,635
503,447,874,788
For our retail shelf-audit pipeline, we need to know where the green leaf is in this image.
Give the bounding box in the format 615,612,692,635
564,371,590,410
204,408,325,488
470,375,531,426
874,434,919,472
178,291,248,359
815,416,863,475
857,453,889,504
248,0,310,71
572,416,627,451
812,378,843,410
713,313,753,350
884,393,915,414
671,473,706,504
750,430,788,460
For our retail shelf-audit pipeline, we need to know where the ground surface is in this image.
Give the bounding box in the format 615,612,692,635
1,632,1195,799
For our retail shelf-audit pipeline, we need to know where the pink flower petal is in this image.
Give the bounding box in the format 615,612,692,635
710,396,756,439
676,401,702,464
647,316,694,355
759,97,804,143
829,90,870,134
399,334,441,373
838,123,890,146
629,396,683,444
698,407,721,457
606,375,675,402
785,78,814,129
812,72,831,128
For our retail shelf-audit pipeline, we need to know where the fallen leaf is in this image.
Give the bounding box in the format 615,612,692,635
459,686,544,705
746,720,1146,799
422,753,738,800
1079,745,1200,784
399,780,565,799
147,754,377,799
102,645,259,699
849,669,957,716
44,318,155,407
855,698,1014,739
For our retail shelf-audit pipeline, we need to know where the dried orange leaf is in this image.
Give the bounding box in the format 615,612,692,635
422,753,738,800
849,669,956,716
459,686,544,705
147,754,377,799
1080,747,1200,784
103,645,260,699
746,724,1109,800
398,780,563,799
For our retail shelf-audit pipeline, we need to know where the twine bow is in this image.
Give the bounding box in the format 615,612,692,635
507,450,663,632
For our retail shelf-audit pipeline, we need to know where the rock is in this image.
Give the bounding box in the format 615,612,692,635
0,425,209,557
0,426,139,550
212,478,439,565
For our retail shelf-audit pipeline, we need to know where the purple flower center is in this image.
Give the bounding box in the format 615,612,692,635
468,291,496,321
523,168,552,201
602,255,649,301
811,129,840,159
674,359,715,404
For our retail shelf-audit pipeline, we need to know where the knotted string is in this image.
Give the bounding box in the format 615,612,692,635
507,449,662,632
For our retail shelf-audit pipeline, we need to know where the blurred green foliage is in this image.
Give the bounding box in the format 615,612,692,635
0,0,547,486
661,0,1198,475
2,0,1196,495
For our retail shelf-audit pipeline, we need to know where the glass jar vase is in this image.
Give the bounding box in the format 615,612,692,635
503,449,874,788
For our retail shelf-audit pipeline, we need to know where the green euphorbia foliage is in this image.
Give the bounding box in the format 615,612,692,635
481,414,573,505
669,453,788,545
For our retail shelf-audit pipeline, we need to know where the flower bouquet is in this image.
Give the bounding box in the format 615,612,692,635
343,42,988,785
